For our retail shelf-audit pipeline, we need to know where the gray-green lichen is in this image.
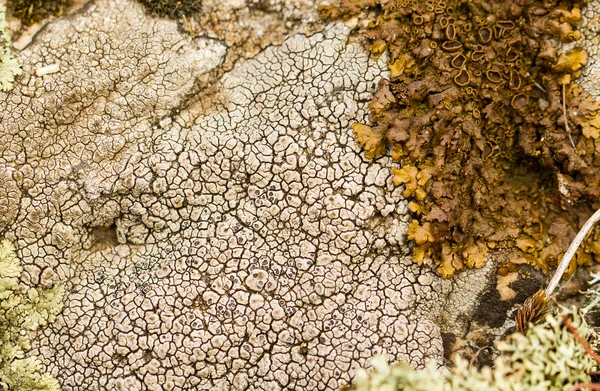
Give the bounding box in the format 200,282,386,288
0,4,22,91
0,239,64,391
347,308,598,391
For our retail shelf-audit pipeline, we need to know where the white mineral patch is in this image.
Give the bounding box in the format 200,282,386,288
35,62,60,76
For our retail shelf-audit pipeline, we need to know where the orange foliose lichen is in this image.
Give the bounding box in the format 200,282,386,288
353,123,386,159
323,0,600,278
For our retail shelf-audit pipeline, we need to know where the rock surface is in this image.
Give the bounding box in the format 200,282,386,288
8,0,600,389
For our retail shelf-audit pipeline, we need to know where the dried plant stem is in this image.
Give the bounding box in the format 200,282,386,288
545,208,600,296
517,207,600,332
562,314,600,365
563,314,600,391
568,384,600,391
563,84,576,149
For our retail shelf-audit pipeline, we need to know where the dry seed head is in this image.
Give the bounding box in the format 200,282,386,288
515,289,551,333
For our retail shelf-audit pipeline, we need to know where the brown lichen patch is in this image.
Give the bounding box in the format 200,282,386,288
87,224,120,253
7,0,81,26
7,0,73,26
183,0,327,73
136,0,202,18
322,0,600,277
445,267,547,367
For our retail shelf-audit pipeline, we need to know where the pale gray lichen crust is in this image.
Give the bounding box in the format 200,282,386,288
568,0,600,100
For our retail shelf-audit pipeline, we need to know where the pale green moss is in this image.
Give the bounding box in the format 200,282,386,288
0,239,64,391
347,308,597,391
0,4,22,92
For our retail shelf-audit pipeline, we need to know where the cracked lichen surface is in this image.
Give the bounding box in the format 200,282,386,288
571,0,600,100
0,0,499,389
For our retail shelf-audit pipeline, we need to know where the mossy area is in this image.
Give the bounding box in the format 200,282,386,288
136,0,202,18
322,0,600,278
6,0,72,26
0,4,22,92
0,239,64,391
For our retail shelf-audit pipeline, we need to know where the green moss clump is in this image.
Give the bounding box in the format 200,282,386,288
7,0,72,26
345,308,598,391
136,0,202,18
0,239,64,391
0,4,22,92
322,0,600,278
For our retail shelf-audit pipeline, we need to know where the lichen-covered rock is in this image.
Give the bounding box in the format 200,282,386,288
0,0,498,389
570,0,600,101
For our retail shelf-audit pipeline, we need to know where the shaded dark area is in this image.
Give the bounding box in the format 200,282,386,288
88,223,119,251
440,332,456,361
7,0,72,25
136,0,201,18
321,0,600,278
474,269,545,329
441,268,546,367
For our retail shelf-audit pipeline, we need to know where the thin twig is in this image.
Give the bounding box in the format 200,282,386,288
568,384,600,391
517,207,600,332
545,208,600,296
562,314,600,365
564,313,600,391
563,83,576,149
468,346,489,367
533,81,547,93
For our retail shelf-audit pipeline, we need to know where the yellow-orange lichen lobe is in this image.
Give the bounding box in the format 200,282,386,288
389,53,416,78
407,220,434,246
554,47,588,74
326,0,600,278
353,123,386,159
439,242,464,279
462,241,488,269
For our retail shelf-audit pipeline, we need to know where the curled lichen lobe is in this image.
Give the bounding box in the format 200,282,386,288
323,0,600,278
